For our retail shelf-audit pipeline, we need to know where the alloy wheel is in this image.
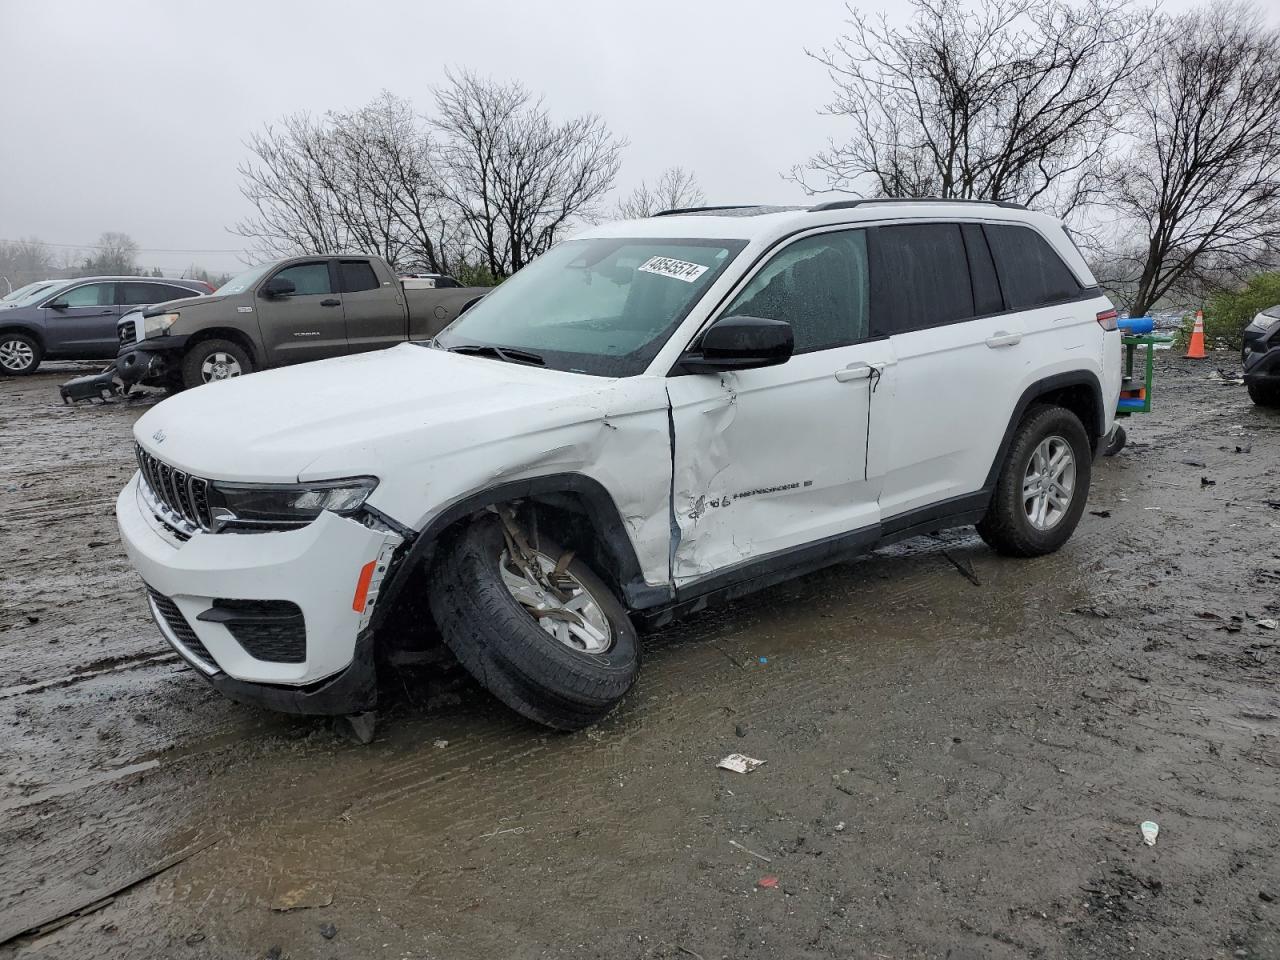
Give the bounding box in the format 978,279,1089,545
1022,435,1076,530
201,352,242,382
0,338,35,372
499,549,613,654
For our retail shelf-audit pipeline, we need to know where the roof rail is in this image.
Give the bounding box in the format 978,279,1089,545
809,197,1027,212
652,204,760,217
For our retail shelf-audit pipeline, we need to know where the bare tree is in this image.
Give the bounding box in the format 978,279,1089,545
792,0,1152,215
83,232,139,275
0,238,56,289
615,167,705,219
232,113,349,262
432,70,626,277
232,96,459,271
1097,2,1280,318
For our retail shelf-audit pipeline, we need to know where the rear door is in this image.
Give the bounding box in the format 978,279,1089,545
254,260,348,365
40,281,120,358
338,259,405,352
868,221,1026,525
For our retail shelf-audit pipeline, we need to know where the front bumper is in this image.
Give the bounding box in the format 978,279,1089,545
1242,340,1280,387
116,473,403,714
116,334,189,387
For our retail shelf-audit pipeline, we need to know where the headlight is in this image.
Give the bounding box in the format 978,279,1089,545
142,312,181,339
207,477,378,531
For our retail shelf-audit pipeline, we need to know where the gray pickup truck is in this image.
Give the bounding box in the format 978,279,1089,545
60,255,487,399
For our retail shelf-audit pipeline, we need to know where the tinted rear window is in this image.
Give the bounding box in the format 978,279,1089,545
340,260,380,293
984,224,1081,309
872,223,974,335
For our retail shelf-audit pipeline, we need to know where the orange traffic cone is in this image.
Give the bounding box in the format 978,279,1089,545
1185,309,1206,359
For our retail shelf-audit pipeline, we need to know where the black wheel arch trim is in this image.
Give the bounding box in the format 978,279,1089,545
367,473,668,635
0,324,45,353
984,371,1105,491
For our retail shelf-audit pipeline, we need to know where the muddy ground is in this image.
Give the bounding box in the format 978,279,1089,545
0,354,1277,960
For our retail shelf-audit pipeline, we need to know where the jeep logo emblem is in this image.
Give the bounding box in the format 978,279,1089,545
152,429,167,444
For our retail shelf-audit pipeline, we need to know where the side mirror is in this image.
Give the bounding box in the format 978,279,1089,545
261,276,296,298
46,299,68,310
680,315,794,373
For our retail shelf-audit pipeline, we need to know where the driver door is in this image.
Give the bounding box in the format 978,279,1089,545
254,260,348,365
41,281,120,358
667,228,893,585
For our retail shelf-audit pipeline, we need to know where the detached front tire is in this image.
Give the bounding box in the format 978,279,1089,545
977,404,1092,557
427,515,639,730
181,339,253,389
0,332,42,375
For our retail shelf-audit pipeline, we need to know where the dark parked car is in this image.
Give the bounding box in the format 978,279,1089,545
0,276,213,375
1242,304,1280,407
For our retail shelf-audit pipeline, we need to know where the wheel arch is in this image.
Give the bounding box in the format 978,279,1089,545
368,473,667,635
184,327,260,367
0,323,46,354
984,371,1105,490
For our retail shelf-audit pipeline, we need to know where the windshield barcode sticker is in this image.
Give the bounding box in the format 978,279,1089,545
638,256,709,283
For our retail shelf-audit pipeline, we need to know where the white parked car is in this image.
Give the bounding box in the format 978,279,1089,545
117,200,1123,731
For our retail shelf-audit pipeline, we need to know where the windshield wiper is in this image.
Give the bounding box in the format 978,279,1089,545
446,343,546,367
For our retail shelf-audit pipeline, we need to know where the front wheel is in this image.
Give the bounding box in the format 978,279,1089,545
0,332,42,376
977,404,1092,557
427,515,639,730
181,339,253,389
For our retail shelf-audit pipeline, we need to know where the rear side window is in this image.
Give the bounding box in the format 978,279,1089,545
722,229,870,353
984,224,1081,309
119,282,198,305
272,262,332,296
872,223,974,335
340,260,380,293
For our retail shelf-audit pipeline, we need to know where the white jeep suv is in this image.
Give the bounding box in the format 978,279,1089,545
117,200,1123,730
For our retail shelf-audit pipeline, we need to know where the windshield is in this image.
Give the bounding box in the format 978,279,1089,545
434,237,746,376
2,280,60,306
214,263,272,296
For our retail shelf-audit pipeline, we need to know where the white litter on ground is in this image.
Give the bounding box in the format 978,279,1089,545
717,753,766,774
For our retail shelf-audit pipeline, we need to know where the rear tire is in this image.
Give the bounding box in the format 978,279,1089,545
427,515,639,730
0,332,41,376
977,404,1092,557
181,339,253,389
1247,381,1280,408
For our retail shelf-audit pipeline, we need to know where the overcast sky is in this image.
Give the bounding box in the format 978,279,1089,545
1,0,1269,276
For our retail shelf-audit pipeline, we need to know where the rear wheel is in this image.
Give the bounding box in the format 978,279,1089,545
977,404,1092,557
181,339,253,389
1247,381,1280,408
0,332,41,375
427,513,639,730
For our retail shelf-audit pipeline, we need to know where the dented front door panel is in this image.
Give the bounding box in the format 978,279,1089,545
666,345,888,585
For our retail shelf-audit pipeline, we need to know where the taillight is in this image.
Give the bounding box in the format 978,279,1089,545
1096,309,1118,332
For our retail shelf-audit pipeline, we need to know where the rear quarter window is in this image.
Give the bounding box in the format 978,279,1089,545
984,224,1082,309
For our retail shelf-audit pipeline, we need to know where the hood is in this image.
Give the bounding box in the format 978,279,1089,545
133,343,618,483
142,293,229,316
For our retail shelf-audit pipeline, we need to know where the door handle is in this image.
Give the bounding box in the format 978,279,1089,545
985,331,1022,348
320,298,341,307
835,362,873,382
